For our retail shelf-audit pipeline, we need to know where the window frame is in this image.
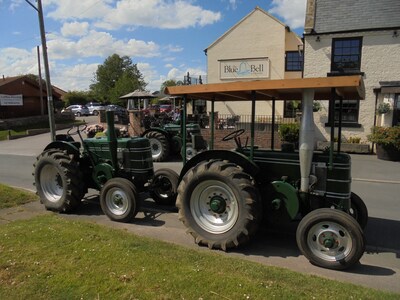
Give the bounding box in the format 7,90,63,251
331,37,363,73
326,99,361,128
285,51,303,72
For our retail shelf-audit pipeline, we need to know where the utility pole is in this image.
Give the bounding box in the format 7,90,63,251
37,46,44,116
26,0,56,141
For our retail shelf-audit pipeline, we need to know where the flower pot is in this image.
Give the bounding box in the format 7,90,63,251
376,144,400,161
281,142,295,152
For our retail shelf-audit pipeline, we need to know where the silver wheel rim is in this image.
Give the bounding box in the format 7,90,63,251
40,164,63,202
307,221,353,262
150,138,163,159
155,176,170,199
190,180,238,234
105,187,130,216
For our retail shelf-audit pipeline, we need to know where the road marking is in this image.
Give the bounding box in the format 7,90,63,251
353,178,400,184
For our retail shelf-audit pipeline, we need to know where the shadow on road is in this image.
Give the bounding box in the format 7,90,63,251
66,194,400,277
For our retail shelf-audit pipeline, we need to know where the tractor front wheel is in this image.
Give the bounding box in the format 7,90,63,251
144,131,170,162
296,208,365,270
176,160,262,250
33,149,85,213
100,178,140,223
150,168,179,206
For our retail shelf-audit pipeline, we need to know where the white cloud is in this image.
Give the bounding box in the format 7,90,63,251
166,44,184,53
0,47,37,75
44,0,221,30
46,30,160,60
269,0,307,30
61,22,89,37
51,63,99,91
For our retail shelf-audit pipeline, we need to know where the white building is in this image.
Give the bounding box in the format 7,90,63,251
205,6,303,117
303,0,400,143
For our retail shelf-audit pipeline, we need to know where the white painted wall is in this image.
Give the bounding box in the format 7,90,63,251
304,30,400,142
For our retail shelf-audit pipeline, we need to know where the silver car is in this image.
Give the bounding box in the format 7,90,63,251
87,102,105,116
61,105,90,116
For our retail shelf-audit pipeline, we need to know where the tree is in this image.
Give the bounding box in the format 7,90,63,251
160,79,183,94
90,54,147,104
63,91,91,106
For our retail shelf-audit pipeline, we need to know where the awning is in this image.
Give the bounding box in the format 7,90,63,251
165,75,365,101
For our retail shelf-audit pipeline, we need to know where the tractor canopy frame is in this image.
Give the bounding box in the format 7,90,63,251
165,75,365,169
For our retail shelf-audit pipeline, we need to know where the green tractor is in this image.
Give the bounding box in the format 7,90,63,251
166,75,368,270
33,111,179,222
142,123,208,162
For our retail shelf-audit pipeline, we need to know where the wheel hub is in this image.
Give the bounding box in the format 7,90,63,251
209,196,227,214
321,233,337,248
112,193,124,207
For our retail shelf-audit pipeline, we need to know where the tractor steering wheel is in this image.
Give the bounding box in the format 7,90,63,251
222,129,245,149
67,124,87,136
222,129,245,142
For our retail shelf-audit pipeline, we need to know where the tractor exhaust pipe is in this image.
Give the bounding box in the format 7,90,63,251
299,89,315,192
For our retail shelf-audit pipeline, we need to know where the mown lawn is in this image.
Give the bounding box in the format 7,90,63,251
0,183,38,209
0,119,83,141
0,184,398,299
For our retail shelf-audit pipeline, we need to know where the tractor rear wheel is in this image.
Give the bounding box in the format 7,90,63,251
349,192,368,229
33,149,85,213
296,208,365,270
145,131,170,162
100,178,139,223
150,168,179,206
176,160,262,250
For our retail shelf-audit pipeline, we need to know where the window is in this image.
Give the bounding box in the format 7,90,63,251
393,94,400,126
284,100,301,118
285,51,303,71
327,99,361,127
331,37,362,73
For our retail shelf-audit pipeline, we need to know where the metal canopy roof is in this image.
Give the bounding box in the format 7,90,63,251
165,75,365,101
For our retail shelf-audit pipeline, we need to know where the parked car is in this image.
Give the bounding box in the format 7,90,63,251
159,104,172,113
61,105,90,116
106,104,127,116
87,102,105,116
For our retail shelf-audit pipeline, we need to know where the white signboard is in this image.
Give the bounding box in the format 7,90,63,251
219,58,270,80
0,94,23,106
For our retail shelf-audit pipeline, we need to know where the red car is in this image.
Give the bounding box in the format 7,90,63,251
159,104,172,113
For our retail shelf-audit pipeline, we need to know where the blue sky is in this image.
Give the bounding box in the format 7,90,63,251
0,0,306,93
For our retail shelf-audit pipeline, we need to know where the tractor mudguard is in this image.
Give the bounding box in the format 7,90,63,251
93,163,115,188
44,141,80,157
271,180,299,220
178,150,260,182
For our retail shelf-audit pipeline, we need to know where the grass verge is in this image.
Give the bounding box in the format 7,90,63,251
0,183,38,209
0,119,84,141
0,214,398,299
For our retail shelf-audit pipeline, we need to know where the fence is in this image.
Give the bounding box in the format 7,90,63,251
191,113,298,150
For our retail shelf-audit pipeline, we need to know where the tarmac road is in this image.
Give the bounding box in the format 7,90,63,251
0,119,400,294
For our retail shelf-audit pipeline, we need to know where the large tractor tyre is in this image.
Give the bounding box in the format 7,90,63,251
349,192,368,229
176,160,262,250
296,208,365,270
144,131,170,162
150,168,179,206
100,178,140,223
33,149,85,213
